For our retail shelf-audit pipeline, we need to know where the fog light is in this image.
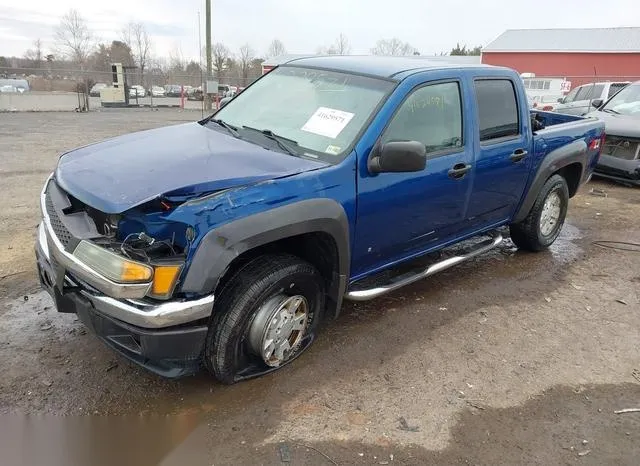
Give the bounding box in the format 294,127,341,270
73,241,153,283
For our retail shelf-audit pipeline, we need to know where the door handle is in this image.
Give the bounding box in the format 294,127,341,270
510,149,528,163
448,163,471,179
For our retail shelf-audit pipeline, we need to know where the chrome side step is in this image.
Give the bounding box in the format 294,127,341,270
345,231,504,302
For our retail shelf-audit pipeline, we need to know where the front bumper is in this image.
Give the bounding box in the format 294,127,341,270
39,176,215,328
35,175,216,377
36,223,208,378
594,153,640,186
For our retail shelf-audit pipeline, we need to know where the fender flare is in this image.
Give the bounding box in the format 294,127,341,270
181,198,350,315
513,139,587,223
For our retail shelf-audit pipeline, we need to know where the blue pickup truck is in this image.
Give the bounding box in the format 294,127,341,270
35,56,605,383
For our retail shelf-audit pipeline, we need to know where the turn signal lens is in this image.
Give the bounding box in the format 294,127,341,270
121,261,154,282
151,265,182,298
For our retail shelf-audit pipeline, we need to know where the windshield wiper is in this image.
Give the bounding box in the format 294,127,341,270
242,126,300,157
209,118,241,138
601,108,621,115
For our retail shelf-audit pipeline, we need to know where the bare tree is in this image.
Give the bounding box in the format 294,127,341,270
211,42,231,76
169,47,185,72
24,38,44,68
54,9,94,68
238,44,255,81
320,33,351,55
333,33,351,55
371,38,416,56
122,22,152,81
266,39,287,58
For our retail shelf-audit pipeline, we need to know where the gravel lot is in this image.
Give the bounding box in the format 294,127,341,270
1,110,639,465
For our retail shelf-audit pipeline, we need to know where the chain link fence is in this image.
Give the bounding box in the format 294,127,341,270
2,66,257,92
1,66,260,111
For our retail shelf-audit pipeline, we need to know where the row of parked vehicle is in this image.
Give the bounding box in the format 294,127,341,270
0,78,30,93
526,80,640,186
89,83,198,98
528,81,631,115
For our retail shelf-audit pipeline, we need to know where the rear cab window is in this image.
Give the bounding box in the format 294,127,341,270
474,79,520,143
608,83,627,98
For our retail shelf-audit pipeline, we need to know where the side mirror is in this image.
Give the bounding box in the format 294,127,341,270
591,99,603,108
368,141,426,174
557,97,564,103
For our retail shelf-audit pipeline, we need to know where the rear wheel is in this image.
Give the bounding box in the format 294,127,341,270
203,254,324,384
510,174,569,251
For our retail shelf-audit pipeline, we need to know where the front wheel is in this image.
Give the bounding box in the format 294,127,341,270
203,254,324,384
509,174,569,252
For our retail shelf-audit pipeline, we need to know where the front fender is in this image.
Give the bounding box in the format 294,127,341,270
180,198,350,298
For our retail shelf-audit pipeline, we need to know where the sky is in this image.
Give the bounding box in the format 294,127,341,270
1,0,639,61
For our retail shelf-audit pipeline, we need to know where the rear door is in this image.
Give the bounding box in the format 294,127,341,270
465,77,532,229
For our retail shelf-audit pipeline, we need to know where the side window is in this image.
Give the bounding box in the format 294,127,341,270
591,84,604,99
382,81,463,155
580,84,604,101
573,86,590,101
563,87,580,103
475,79,520,142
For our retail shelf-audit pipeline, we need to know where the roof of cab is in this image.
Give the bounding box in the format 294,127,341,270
281,55,499,80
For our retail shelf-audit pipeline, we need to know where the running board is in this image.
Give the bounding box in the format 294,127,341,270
345,231,504,302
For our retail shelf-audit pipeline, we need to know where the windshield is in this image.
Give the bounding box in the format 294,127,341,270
601,82,640,116
213,66,395,162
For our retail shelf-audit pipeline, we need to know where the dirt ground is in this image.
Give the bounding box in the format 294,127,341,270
0,110,639,466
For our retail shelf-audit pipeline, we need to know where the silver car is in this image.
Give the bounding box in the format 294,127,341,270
555,81,630,115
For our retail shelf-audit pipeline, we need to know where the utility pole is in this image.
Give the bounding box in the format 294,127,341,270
204,0,213,110
198,11,204,118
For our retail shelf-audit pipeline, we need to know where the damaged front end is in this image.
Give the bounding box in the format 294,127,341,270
41,176,193,302
595,135,640,186
36,175,217,377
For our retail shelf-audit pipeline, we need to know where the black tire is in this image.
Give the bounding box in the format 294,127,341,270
203,254,324,384
509,174,569,252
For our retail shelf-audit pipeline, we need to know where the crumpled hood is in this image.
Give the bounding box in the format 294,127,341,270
55,122,327,213
589,110,640,138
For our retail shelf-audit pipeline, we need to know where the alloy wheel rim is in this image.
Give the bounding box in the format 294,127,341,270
540,190,562,236
248,294,309,367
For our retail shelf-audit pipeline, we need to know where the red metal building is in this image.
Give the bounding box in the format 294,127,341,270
482,27,640,86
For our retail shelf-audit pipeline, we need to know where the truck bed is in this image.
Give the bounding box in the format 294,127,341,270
526,110,604,196
530,109,587,129
530,110,603,141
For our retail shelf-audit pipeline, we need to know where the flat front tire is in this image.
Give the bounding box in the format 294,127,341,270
510,174,570,252
203,254,324,384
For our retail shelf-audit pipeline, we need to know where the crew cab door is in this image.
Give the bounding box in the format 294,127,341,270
352,75,474,277
465,77,532,228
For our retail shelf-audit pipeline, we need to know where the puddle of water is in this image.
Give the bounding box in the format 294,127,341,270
548,222,583,263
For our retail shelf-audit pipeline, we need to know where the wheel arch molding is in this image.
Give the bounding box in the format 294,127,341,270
181,198,350,316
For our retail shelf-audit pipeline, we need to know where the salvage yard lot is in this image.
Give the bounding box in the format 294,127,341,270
1,110,639,465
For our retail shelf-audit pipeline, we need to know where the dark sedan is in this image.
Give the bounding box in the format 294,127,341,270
588,81,640,186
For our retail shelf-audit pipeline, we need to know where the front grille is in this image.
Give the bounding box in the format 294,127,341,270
603,136,640,160
45,189,72,247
